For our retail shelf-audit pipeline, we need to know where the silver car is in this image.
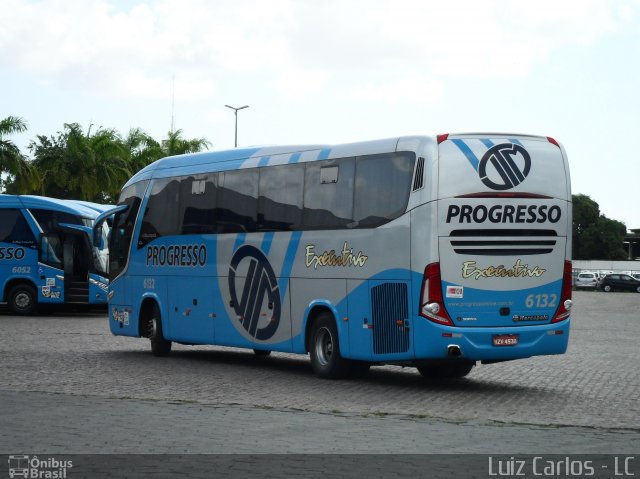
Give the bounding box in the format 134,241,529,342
575,272,598,289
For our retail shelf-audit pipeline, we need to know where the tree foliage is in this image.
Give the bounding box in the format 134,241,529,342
1,118,211,203
0,116,39,192
572,194,627,260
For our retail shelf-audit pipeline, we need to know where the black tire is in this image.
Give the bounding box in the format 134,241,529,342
309,312,351,379
417,361,474,379
636,286,640,293
148,304,172,357
603,284,612,292
7,284,38,315
253,349,271,357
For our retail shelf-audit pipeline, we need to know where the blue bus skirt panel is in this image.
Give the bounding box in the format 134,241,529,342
412,317,570,361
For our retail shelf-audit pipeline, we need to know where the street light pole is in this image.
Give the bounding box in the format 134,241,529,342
225,104,249,147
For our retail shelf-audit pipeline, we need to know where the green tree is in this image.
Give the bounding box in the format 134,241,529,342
572,194,627,260
0,116,39,192
161,129,211,156
27,123,132,202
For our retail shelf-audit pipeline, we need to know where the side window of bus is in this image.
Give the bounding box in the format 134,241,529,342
180,174,218,235
354,152,415,228
303,157,355,230
139,178,181,246
217,169,258,234
31,210,82,234
258,164,304,231
0,209,36,246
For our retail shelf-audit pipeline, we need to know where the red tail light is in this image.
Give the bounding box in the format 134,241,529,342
552,260,573,323
419,262,453,326
437,133,449,144
547,137,560,147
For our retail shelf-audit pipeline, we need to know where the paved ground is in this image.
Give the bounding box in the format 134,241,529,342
0,291,639,476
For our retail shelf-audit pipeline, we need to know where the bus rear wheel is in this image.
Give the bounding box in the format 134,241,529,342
148,305,172,357
8,284,37,316
309,313,351,379
417,361,474,379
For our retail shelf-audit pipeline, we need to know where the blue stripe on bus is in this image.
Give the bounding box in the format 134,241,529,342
480,139,494,148
233,233,246,252
451,139,479,171
279,231,302,301
257,156,270,167
288,152,302,164
317,149,331,160
261,232,274,255
510,138,524,146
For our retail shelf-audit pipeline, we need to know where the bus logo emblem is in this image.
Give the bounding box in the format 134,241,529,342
478,143,531,191
228,245,281,341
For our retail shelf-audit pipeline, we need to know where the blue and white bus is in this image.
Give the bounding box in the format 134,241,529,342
1,195,110,314
102,134,572,378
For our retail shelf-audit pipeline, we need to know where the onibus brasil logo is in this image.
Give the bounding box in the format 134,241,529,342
8,455,73,478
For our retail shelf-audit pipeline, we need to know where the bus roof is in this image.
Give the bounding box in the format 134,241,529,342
123,136,422,188
0,194,106,219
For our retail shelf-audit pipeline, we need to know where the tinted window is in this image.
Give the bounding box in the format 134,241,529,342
139,178,180,246
111,180,148,280
258,164,304,231
0,209,35,246
180,174,218,235
353,152,415,228
217,169,258,233
30,209,83,234
303,158,355,230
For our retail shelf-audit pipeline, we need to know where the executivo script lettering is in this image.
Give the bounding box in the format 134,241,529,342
305,242,368,269
462,259,546,280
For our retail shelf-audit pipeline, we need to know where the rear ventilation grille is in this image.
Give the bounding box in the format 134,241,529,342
449,229,558,256
371,282,409,354
412,157,425,191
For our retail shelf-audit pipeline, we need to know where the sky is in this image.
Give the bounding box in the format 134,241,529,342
2,0,640,228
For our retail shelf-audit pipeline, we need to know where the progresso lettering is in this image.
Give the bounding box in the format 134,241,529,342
446,204,561,224
0,246,25,260
146,244,207,267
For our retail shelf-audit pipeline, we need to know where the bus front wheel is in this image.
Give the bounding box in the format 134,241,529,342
309,312,351,379
148,305,172,357
8,284,37,316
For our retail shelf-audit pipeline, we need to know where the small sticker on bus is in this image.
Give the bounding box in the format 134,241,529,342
446,285,464,298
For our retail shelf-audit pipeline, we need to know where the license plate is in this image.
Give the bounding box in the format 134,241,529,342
493,334,519,346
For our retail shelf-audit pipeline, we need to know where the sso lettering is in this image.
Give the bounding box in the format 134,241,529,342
0,246,26,261
446,204,561,224
146,244,207,267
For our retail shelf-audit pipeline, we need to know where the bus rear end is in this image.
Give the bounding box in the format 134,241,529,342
421,134,571,363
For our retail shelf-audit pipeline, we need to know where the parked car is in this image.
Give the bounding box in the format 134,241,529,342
598,274,640,293
575,272,598,289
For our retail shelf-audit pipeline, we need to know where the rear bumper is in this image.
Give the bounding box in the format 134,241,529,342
413,317,570,361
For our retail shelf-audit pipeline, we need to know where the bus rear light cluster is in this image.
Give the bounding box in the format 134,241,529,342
551,260,573,323
419,262,453,326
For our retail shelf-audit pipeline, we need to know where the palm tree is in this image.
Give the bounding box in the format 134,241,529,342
162,129,211,156
0,116,40,192
29,123,132,202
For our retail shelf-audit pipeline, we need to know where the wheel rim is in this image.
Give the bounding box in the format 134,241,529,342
604,285,611,292
315,327,334,366
15,292,32,310
149,317,157,338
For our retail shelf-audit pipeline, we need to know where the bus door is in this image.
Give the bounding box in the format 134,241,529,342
58,223,93,303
